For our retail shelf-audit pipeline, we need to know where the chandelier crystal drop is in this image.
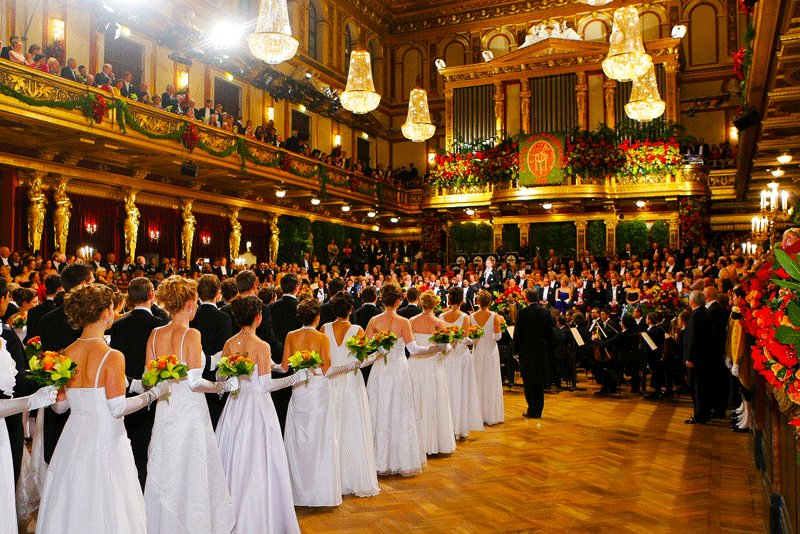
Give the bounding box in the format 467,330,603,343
340,50,381,114
247,0,298,65
401,87,436,142
602,6,652,82
624,65,665,122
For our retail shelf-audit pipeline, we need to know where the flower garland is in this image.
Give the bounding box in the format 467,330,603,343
420,212,444,261
429,138,518,189
619,138,683,177
739,0,757,15
679,197,706,248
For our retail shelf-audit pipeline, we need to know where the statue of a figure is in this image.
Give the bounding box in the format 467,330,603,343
269,215,280,264
26,173,47,253
229,208,242,263
124,190,140,259
53,178,72,254
181,201,196,264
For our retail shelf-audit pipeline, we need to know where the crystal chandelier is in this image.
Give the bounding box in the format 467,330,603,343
602,6,652,82
401,86,436,142
247,0,298,65
340,50,381,114
577,0,614,5
624,65,665,122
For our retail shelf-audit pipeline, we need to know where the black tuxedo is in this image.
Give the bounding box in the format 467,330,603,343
101,261,118,273
60,66,78,81
480,269,501,293
1,302,19,323
196,107,215,123
40,305,80,462
707,301,731,414
1,323,33,484
24,297,57,343
189,303,232,429
94,71,112,86
642,325,666,391
539,284,556,307
397,304,422,319
120,81,134,98
606,285,623,305
109,308,165,488
214,265,233,278
267,296,299,432
161,92,179,112
351,303,382,384
319,301,337,329
513,302,553,417
684,306,713,421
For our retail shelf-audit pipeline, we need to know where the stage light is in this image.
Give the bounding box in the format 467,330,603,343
465,208,475,216
390,217,399,223
341,205,351,212
636,200,646,208
542,202,553,210
367,211,376,218
210,21,245,48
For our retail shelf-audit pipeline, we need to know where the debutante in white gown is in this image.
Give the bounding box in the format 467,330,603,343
145,329,235,534
323,323,380,497
471,312,505,425
216,365,300,533
409,334,455,455
440,313,484,439
284,327,342,507
37,349,146,534
367,338,426,476
0,338,19,534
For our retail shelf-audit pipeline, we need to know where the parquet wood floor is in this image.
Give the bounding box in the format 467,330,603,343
296,379,768,534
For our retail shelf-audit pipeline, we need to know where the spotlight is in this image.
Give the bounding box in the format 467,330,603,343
636,200,646,208
778,153,793,165
311,197,321,205
390,216,399,223
209,21,245,48
367,211,376,218
542,202,553,210
465,208,475,216
341,205,351,212
482,50,494,62
434,58,447,70
275,189,286,198
671,25,687,39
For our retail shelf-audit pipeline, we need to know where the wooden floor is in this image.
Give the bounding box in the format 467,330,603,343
297,379,768,533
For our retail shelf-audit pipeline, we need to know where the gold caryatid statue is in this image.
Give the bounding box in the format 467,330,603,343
124,190,140,259
52,177,72,254
269,215,279,264
181,200,196,264
26,172,47,253
229,208,242,263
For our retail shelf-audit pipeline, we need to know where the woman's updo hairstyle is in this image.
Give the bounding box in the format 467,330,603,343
419,291,440,311
297,298,321,326
380,282,402,307
155,275,198,316
64,283,114,329
476,290,493,308
447,286,464,305
330,291,354,319
230,295,262,328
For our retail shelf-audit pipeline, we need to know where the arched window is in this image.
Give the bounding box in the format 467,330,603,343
308,2,319,60
344,25,353,74
640,12,662,42
689,3,719,66
488,35,510,58
582,20,609,42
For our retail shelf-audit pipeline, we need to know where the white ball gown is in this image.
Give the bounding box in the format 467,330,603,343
283,327,342,507
440,313,484,439
0,338,19,534
145,329,235,534
215,365,300,534
409,333,455,455
323,323,380,497
471,312,505,425
36,349,146,534
367,338,426,476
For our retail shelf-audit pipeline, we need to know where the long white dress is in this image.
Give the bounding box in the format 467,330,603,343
36,350,146,534
284,327,342,507
145,329,235,534
0,337,18,534
216,365,300,534
471,312,505,425
441,312,484,439
323,323,380,497
367,337,426,476
409,333,455,455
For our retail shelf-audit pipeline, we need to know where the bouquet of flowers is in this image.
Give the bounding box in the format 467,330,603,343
24,336,41,359
467,325,485,340
10,315,26,330
492,287,526,314
639,282,686,317
217,353,255,378
27,351,77,388
143,355,189,387
449,325,466,342
289,350,323,383
371,330,399,364
430,325,464,345
346,334,374,373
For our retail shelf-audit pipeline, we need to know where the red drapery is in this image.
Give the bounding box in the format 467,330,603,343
193,212,229,262
136,204,182,260
66,193,123,259
240,219,268,264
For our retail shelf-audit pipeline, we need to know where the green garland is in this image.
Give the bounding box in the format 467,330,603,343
0,82,93,113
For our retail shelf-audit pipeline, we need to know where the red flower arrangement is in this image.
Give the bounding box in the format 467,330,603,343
739,0,757,15
419,212,444,261
638,282,686,317
89,94,107,123
679,197,706,248
562,128,626,179
491,286,525,314
619,138,683,177
733,46,748,82
430,138,519,188
181,122,198,152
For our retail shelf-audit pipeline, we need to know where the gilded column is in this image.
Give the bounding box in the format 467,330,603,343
664,59,680,124
52,176,71,254
229,208,242,262
575,220,587,257
26,172,47,253
518,223,530,256
494,81,505,141
576,72,588,131
492,223,503,252
444,87,454,150
520,81,531,134
180,200,196,264
269,214,280,264
603,78,617,129
124,190,140,259
604,217,618,256
668,214,681,250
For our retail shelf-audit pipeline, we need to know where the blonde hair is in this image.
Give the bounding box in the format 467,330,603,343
155,275,197,315
419,290,440,310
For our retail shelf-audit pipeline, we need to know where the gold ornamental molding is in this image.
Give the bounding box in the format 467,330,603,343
492,210,680,226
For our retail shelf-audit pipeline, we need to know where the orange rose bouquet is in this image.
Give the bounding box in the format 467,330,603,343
289,350,323,384
346,333,373,373
467,325,485,340
27,351,77,388
371,330,398,364
217,353,255,378
143,355,189,387
25,336,42,359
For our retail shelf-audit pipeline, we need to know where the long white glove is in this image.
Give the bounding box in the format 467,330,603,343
271,361,288,373
493,332,502,342
261,369,309,392
325,361,359,378
407,341,447,357
52,398,70,414
359,352,381,368
187,368,238,394
0,386,57,417
461,338,474,347
106,381,170,418
128,379,145,395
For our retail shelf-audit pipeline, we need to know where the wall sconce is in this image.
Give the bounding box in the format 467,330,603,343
202,235,211,245
298,104,307,113
361,132,369,140
178,71,189,90
333,134,341,146
267,106,275,121
224,72,234,82
51,19,65,41
85,223,97,235
149,230,160,242
428,152,436,164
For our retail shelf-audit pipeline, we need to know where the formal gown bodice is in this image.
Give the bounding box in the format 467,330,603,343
323,323,360,367
557,290,569,301
442,312,467,329
237,364,263,394
383,339,408,366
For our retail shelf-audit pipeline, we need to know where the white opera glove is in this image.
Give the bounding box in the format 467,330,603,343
725,357,733,369
128,379,145,395
0,386,57,417
406,340,444,357
187,368,225,394
461,338,474,347
732,364,740,378
106,382,168,418
271,361,288,373
493,332,502,342
52,398,70,414
359,352,381,368
261,369,309,392
377,346,389,356
325,361,359,378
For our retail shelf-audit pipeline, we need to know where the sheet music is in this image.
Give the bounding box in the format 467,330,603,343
570,327,585,347
641,332,657,351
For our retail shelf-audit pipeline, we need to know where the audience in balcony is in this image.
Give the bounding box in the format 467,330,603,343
161,84,179,112
95,63,114,86
7,38,26,65
60,58,79,81
46,58,60,75
25,44,40,64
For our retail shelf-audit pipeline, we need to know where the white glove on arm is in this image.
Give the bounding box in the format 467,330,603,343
106,381,169,418
493,332,502,342
261,369,309,392
271,361,288,373
0,386,57,417
325,361,359,378
406,340,445,357
128,379,145,395
187,368,227,394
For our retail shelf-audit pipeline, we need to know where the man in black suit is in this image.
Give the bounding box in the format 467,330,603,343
215,257,234,279
513,288,553,418
705,287,731,417
40,264,94,463
480,259,502,294
60,57,79,81
268,273,301,432
101,252,119,274
397,287,422,319
161,84,179,112
284,129,301,153
539,275,557,308
351,285,381,385
0,278,36,485
684,290,713,424
196,99,216,124
24,274,61,344
94,63,114,86
189,275,232,429
120,71,134,98
319,277,345,327
642,313,668,400
109,277,165,488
